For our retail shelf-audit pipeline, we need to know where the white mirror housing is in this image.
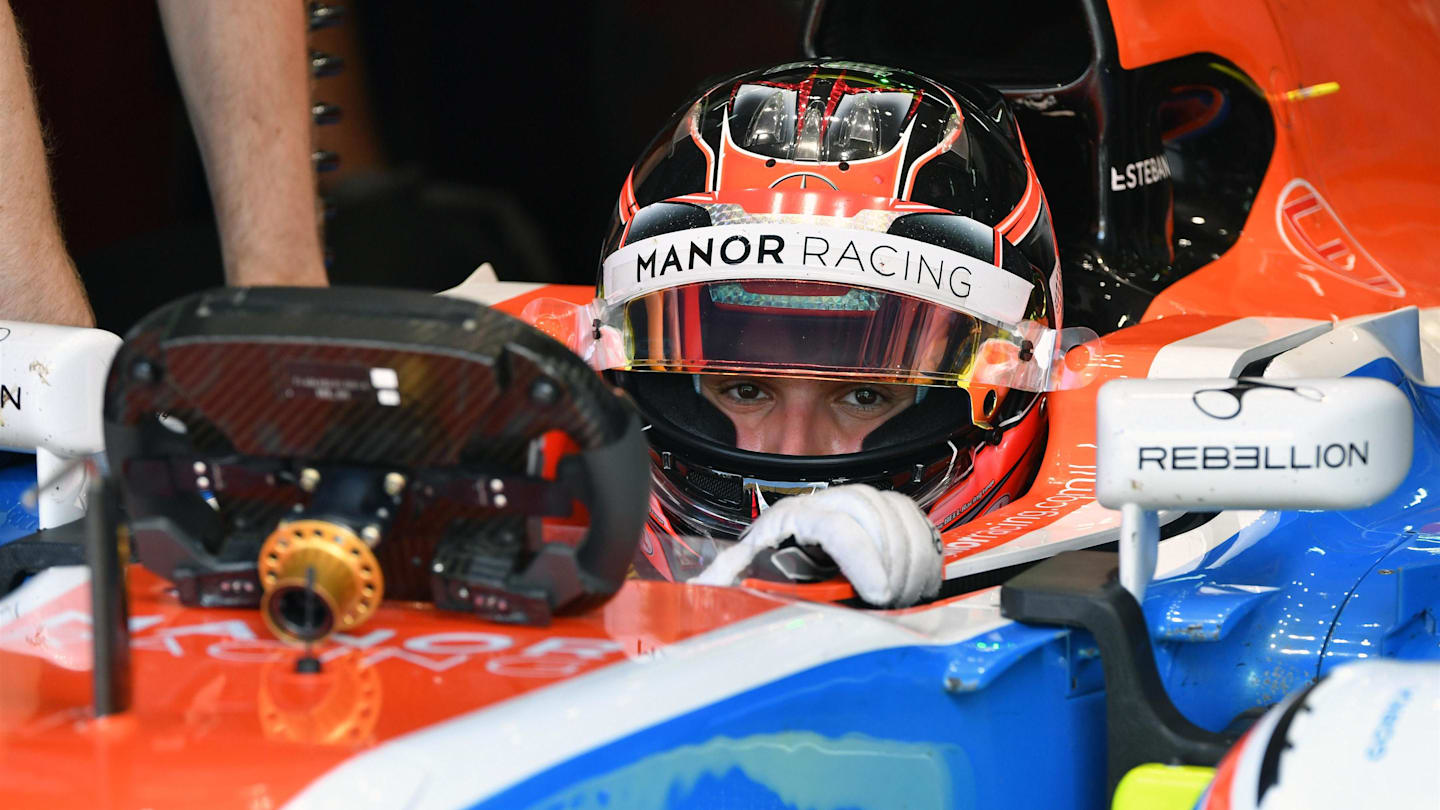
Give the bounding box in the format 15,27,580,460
0,321,122,528
1096,376,1413,603
1097,377,1413,512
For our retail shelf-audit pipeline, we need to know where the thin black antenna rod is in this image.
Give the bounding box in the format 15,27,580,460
87,474,131,717
295,564,323,674
305,565,317,632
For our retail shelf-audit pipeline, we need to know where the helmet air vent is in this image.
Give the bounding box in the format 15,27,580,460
832,93,882,161
793,97,825,161
745,89,794,156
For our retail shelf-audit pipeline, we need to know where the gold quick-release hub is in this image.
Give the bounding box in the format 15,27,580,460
258,520,384,644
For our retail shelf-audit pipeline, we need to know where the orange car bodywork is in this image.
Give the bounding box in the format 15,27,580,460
1117,0,1440,321
3,2,1439,807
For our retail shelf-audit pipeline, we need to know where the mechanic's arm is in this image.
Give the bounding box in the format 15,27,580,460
0,3,93,326
157,0,327,287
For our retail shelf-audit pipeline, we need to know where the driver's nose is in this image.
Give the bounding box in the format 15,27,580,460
744,388,862,456
771,407,857,456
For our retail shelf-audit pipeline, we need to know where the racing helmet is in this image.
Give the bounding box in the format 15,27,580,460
532,62,1068,581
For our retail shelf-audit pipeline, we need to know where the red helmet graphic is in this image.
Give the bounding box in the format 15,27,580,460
578,62,1066,583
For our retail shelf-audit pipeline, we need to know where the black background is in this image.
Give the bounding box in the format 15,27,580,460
12,0,808,332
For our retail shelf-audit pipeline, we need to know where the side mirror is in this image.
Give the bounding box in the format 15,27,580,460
0,321,121,528
1096,377,1412,599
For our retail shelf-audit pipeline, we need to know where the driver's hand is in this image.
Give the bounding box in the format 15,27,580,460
693,484,943,607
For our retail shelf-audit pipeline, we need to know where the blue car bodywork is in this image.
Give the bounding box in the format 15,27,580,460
470,356,1440,810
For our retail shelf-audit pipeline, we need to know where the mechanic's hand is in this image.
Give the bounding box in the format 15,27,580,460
693,484,943,608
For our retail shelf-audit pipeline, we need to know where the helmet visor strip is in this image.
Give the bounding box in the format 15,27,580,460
612,281,1020,388
593,220,1061,392
527,210,1093,393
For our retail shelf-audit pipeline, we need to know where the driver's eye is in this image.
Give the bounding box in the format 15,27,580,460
734,383,762,400
841,387,889,410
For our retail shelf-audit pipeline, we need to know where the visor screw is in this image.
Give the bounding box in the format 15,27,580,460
311,102,341,126
309,50,344,78
838,161,850,172
360,524,381,546
131,359,157,382
308,2,345,31
1018,340,1035,362
462,318,478,332
383,472,407,497
530,378,559,405
312,150,340,173
764,158,777,168
299,467,321,493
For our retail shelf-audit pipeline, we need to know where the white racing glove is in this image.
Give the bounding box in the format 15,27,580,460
693,484,943,608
